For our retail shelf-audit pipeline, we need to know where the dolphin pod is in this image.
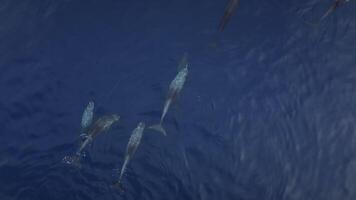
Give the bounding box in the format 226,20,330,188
62,53,189,190
62,0,351,193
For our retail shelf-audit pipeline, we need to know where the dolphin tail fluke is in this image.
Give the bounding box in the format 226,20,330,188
149,124,167,136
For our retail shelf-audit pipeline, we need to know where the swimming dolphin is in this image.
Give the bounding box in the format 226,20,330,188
63,114,119,166
218,0,240,33
80,101,94,134
209,0,239,47
321,0,349,21
76,114,120,155
149,53,189,136
113,122,145,191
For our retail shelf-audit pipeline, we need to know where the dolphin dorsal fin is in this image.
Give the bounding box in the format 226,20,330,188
177,52,188,71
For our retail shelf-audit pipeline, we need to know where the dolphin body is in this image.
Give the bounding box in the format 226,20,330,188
76,114,120,155
64,114,120,167
113,122,145,191
149,53,189,136
209,0,240,47
218,0,240,33
321,0,349,21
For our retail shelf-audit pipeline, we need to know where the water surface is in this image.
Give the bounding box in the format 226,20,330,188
0,0,356,199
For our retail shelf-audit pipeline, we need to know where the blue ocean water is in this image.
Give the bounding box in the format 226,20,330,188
1,0,356,199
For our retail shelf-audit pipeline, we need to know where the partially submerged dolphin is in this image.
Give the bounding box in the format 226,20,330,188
218,0,240,33
321,0,349,21
76,114,120,155
63,114,120,166
210,0,240,47
113,122,145,191
149,53,189,136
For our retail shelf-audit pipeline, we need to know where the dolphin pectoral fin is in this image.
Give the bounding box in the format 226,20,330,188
149,124,167,136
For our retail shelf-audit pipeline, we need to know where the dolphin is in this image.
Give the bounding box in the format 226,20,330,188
80,101,94,134
321,0,349,21
63,114,120,167
76,114,120,155
149,53,189,136
209,0,239,47
218,0,240,33
113,122,145,191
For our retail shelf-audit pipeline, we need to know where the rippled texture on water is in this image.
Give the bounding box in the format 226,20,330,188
0,0,356,199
